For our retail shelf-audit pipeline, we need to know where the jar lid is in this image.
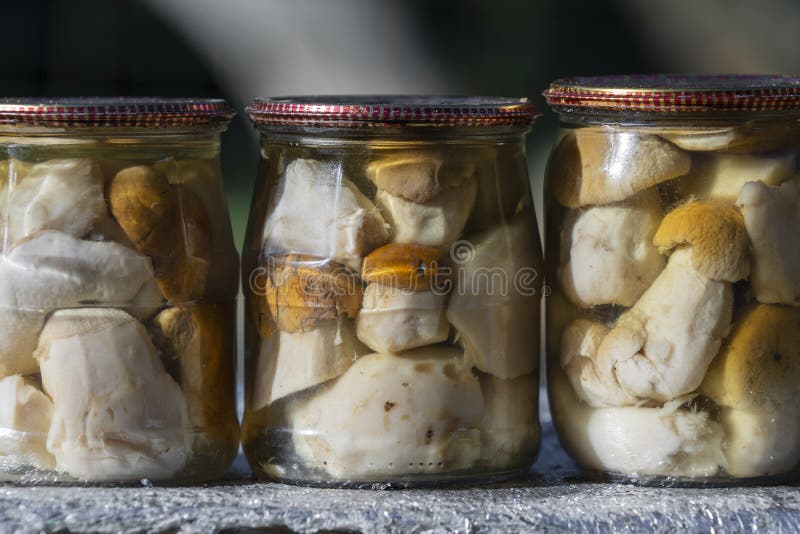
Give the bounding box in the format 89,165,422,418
0,97,235,128
246,96,538,128
543,74,800,113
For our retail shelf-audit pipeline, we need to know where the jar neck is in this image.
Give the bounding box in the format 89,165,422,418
255,125,531,146
553,109,800,128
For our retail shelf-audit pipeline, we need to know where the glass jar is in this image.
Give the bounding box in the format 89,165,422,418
242,96,542,487
0,98,240,483
543,75,800,485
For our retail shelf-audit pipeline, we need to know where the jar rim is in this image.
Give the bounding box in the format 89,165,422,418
543,74,800,114
246,95,538,128
0,97,235,128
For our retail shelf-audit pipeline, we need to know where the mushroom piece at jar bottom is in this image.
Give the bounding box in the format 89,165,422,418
558,188,664,308
356,284,449,354
261,158,389,272
149,304,238,454
0,158,106,247
251,318,368,409
478,373,538,467
34,308,189,482
676,151,795,202
375,177,477,248
700,304,800,478
0,231,162,377
737,180,800,306
550,369,725,478
446,214,541,380
718,407,800,478
0,375,54,471
285,347,484,479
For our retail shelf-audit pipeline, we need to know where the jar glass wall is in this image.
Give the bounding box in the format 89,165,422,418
0,98,240,483
543,75,800,485
242,97,543,487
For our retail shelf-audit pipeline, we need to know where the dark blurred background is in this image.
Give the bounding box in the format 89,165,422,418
4,0,799,245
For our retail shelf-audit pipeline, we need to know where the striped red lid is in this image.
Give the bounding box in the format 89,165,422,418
247,96,538,128
0,98,235,128
543,75,800,113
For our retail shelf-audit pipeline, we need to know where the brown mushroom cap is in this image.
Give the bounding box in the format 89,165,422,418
361,243,443,290
264,253,363,333
107,166,175,248
549,127,691,208
653,200,751,282
701,304,800,410
365,149,477,203
108,165,213,302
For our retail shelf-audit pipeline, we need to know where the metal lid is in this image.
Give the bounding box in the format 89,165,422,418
543,74,800,113
246,96,538,128
0,97,235,128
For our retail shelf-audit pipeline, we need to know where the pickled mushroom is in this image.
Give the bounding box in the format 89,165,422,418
558,189,664,308
356,284,449,354
549,128,691,208
35,308,189,482
286,347,483,479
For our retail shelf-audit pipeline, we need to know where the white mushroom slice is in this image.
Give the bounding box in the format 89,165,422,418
549,128,691,208
550,369,724,477
251,319,368,409
35,308,189,482
262,159,389,271
720,406,800,478
0,231,157,309
0,158,106,246
737,180,800,306
0,231,159,377
446,214,541,379
0,375,55,470
558,189,664,308
478,373,538,466
375,178,477,248
678,152,795,202
356,284,449,354
560,319,636,408
286,347,483,479
595,248,733,403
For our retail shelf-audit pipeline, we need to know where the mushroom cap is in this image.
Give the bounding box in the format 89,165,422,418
701,304,800,410
361,243,443,290
549,127,691,208
653,200,751,282
108,165,175,248
365,149,477,203
108,165,212,302
264,253,363,333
